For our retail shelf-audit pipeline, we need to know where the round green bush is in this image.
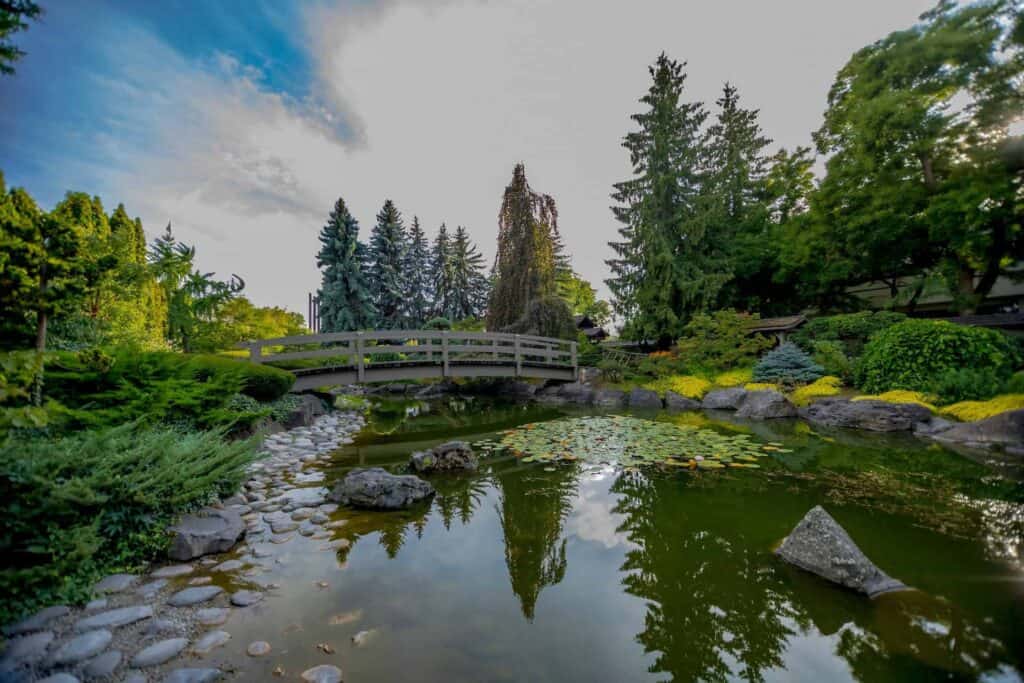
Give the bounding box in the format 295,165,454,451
188,355,294,401
856,320,1020,394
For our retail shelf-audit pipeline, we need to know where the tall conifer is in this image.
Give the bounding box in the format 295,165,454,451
403,216,432,326
430,223,455,320
316,197,375,332
449,225,489,320
367,199,407,328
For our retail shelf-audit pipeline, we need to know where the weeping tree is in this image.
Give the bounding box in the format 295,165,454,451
487,163,564,331
316,197,375,332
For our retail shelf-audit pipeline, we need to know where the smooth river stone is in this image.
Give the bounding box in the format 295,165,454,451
1,630,54,667
136,579,168,597
5,605,70,635
195,608,230,626
93,573,137,594
270,521,299,534
75,606,153,631
167,586,222,607
162,668,223,683
52,629,113,664
151,564,194,578
37,674,80,683
229,590,262,607
192,630,230,654
84,599,108,612
212,559,245,573
301,665,343,683
83,649,122,678
131,638,188,668
246,641,271,656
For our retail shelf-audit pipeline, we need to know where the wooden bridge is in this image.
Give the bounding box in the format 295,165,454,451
243,330,579,392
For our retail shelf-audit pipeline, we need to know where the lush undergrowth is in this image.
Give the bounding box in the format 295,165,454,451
0,423,256,624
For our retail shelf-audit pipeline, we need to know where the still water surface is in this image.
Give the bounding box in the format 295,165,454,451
216,398,1024,682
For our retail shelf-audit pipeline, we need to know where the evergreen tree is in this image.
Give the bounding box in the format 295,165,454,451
430,223,455,320
367,199,408,328
487,163,561,331
402,216,432,326
315,197,375,332
0,0,41,75
606,53,716,346
449,225,489,320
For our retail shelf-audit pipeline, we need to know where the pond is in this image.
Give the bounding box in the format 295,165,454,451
217,397,1024,682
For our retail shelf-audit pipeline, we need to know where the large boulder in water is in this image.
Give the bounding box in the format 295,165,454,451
736,390,797,419
702,387,748,410
628,388,663,409
665,391,701,412
776,506,908,598
330,468,435,510
929,409,1024,451
168,508,245,561
799,398,931,432
409,441,478,473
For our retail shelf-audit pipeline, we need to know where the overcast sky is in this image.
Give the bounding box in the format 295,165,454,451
0,0,937,318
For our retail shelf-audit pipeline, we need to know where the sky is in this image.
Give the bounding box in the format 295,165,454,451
0,0,937,318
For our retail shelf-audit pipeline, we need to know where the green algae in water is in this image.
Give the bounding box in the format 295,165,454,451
477,415,779,468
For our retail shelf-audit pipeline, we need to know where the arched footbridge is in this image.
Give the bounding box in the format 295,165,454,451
242,330,578,392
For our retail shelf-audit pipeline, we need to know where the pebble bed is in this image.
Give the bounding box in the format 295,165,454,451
0,410,364,683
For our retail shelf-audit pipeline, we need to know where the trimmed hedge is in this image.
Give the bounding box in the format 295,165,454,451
856,320,1020,394
793,311,906,357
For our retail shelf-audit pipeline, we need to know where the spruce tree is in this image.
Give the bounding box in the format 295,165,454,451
430,223,455,320
449,225,489,320
606,53,716,346
315,197,375,332
402,216,432,327
487,163,561,331
367,199,408,329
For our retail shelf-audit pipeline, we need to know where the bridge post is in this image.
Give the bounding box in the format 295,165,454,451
571,341,578,380
514,334,522,377
248,341,262,363
441,331,450,377
355,332,365,382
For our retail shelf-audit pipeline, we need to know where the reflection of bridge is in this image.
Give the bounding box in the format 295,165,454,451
243,330,578,392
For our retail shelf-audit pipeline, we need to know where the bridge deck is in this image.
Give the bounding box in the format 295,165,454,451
240,330,578,391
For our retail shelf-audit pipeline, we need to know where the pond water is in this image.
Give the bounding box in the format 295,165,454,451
218,397,1024,682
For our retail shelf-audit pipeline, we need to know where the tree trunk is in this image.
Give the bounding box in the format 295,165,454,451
973,219,1008,302
919,153,937,191
957,264,977,315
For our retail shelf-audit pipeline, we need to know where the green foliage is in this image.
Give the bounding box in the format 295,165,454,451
792,311,907,357
0,423,256,624
179,355,294,402
596,358,626,383
674,310,773,371
857,320,1020,394
488,164,563,331
576,334,602,367
367,199,408,329
190,297,306,353
1003,371,1024,394
752,342,824,385
0,351,50,433
810,340,855,383
561,272,612,327
424,316,452,330
928,367,1006,405
449,225,489,321
505,296,577,340
451,317,486,332
0,0,41,75
402,216,432,327
636,353,689,379
316,196,375,332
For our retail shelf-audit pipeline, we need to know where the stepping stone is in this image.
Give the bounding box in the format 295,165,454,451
251,545,273,558
270,534,293,544
301,664,343,683
290,508,315,520
192,630,231,654
246,641,270,656
188,577,213,586
1,630,54,668
131,638,188,667
124,674,147,683
84,599,108,612
83,649,122,678
75,606,153,631
310,512,329,524
52,629,113,664
230,590,262,607
38,674,80,683
167,586,222,607
93,574,137,594
136,579,168,597
162,668,223,683
212,559,245,573
145,618,181,637
195,608,230,626
270,521,298,534
4,605,70,635
151,564,194,578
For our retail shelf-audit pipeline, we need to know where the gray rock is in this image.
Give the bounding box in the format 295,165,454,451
75,606,153,632
702,388,748,410
38,674,81,683
246,641,270,657
135,579,168,598
84,599,108,612
736,390,797,419
131,638,188,668
592,388,626,407
168,508,245,561
191,630,230,654
664,391,702,412
93,574,137,594
283,394,326,429
1,630,54,668
409,441,478,473
83,649,122,678
229,590,263,607
151,564,193,579
167,586,222,608
490,380,539,399
414,380,457,398
330,468,435,510
301,665,343,683
270,521,299,534
162,668,222,683
52,629,113,664
145,618,181,637
5,605,70,635
628,388,663,409
914,416,956,436
799,398,932,432
776,505,908,597
195,608,230,626
124,674,147,683
930,409,1024,449
211,560,244,573
273,487,329,509
537,382,593,405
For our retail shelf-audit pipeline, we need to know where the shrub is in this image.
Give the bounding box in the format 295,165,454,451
810,340,855,383
791,376,842,406
939,394,1024,422
643,375,712,399
637,352,688,378
597,358,627,383
792,311,906,357
675,310,773,371
713,368,753,387
744,382,780,392
576,334,602,367
187,355,294,402
1005,371,1024,394
0,424,256,624
852,390,936,411
505,297,577,339
927,367,1005,404
856,320,1020,394
752,342,824,385
1,351,51,434
425,317,452,330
